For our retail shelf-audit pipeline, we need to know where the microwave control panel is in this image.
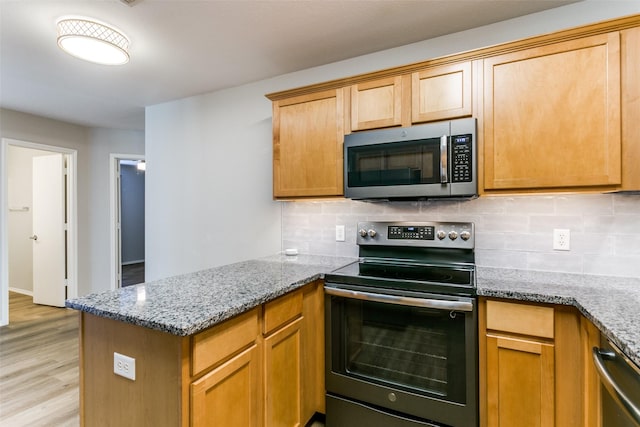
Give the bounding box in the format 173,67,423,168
451,134,473,183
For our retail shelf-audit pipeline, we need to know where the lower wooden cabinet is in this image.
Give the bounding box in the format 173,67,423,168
580,316,602,427
480,299,583,427
79,281,324,427
264,318,302,427
486,335,555,427
191,345,262,427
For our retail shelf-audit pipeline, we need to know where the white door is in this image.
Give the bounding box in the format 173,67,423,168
32,154,66,307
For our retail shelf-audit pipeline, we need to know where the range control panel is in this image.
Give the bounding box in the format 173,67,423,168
388,225,434,240
357,221,474,249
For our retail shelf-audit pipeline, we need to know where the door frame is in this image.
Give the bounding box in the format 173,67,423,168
109,153,145,290
0,138,78,326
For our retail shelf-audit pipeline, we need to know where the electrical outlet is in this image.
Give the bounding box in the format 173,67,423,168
336,225,345,242
553,229,570,251
114,352,136,381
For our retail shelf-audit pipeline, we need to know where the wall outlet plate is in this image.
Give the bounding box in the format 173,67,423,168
336,225,345,242
114,352,136,381
553,229,570,251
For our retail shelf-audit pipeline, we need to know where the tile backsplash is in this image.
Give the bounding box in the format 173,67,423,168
281,193,640,278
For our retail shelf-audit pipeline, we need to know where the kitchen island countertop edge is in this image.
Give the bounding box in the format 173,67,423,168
67,256,640,367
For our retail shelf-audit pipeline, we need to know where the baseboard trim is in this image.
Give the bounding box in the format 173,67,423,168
9,287,33,297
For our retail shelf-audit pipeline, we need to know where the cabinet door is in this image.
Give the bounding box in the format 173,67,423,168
191,345,261,427
412,61,472,123
350,76,407,131
273,89,344,198
486,335,555,427
483,32,621,191
264,317,302,427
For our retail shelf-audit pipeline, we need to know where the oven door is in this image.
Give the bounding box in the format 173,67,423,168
325,284,478,427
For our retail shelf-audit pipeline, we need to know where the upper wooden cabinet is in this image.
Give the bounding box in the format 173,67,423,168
412,61,472,123
348,63,472,132
621,26,640,191
350,75,409,131
267,15,640,198
272,89,344,198
482,32,622,191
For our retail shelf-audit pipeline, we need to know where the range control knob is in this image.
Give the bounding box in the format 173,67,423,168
460,230,471,241
448,230,459,241
436,230,447,240
368,229,377,238
359,229,368,237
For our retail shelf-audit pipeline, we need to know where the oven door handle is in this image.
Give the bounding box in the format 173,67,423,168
325,286,473,312
593,347,640,425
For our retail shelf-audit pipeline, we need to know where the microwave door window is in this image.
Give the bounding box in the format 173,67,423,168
348,139,441,187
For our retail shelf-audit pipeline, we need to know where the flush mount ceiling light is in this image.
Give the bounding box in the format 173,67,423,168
56,17,130,65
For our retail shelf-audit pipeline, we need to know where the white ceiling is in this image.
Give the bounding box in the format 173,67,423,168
0,0,578,131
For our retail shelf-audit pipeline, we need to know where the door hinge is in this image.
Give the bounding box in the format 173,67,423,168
65,285,68,300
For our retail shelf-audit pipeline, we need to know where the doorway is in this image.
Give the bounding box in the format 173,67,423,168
110,154,145,289
0,138,78,326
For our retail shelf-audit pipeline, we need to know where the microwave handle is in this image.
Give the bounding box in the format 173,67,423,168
440,135,448,184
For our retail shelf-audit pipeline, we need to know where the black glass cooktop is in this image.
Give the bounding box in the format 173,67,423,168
325,259,476,297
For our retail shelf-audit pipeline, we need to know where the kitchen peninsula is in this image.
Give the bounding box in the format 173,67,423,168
67,254,640,426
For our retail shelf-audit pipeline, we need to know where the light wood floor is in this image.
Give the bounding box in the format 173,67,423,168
0,292,79,426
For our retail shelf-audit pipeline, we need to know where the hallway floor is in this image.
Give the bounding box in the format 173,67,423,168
0,292,79,426
122,262,145,287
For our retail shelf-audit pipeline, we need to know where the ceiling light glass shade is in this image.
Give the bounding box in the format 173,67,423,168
57,17,130,65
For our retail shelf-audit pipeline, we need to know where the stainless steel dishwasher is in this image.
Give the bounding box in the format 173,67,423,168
593,337,640,427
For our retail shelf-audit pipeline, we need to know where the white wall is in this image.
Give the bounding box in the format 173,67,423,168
7,146,52,293
86,128,144,291
0,108,144,296
145,87,280,280
145,1,640,280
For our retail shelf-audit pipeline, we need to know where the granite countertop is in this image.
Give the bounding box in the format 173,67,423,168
477,267,640,368
65,253,356,337
67,254,640,367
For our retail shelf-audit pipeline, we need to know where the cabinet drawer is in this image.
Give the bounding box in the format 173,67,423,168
263,289,303,335
192,308,259,375
486,300,554,338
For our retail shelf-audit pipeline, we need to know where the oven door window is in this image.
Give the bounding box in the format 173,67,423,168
347,138,441,187
336,298,467,403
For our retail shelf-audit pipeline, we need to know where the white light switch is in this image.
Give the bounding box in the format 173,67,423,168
114,352,136,381
336,225,345,242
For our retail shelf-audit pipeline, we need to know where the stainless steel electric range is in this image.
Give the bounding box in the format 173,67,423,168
324,221,478,427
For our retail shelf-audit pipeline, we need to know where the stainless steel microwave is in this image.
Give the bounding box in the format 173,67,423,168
344,118,477,199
